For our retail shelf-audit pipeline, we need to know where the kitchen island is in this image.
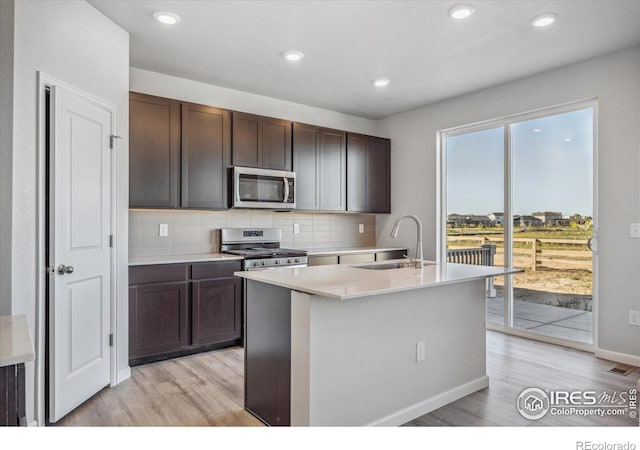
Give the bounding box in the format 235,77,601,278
236,261,521,426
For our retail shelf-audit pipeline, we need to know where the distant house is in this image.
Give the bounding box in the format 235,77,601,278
447,214,465,227
464,215,493,227
447,214,492,227
486,212,521,226
488,212,504,225
518,215,544,227
565,214,591,225
533,211,563,225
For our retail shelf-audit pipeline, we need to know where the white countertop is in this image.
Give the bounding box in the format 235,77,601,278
304,247,408,257
0,315,36,367
236,261,522,300
129,253,244,266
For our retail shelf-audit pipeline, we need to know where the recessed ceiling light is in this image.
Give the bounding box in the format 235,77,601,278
530,13,557,28
372,78,390,87
282,50,304,62
153,11,181,25
532,128,542,133
564,138,572,142
448,5,475,20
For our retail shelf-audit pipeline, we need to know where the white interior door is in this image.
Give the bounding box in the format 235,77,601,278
49,85,112,422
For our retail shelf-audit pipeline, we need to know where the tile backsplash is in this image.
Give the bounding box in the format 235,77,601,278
129,209,376,257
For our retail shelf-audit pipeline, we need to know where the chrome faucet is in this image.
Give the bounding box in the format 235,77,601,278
390,214,424,268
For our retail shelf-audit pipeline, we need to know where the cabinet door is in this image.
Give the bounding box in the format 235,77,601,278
262,118,292,171
129,282,189,359
318,128,347,211
346,133,368,212
181,103,231,209
129,93,181,208
292,123,320,211
367,137,391,213
232,112,261,168
192,277,242,346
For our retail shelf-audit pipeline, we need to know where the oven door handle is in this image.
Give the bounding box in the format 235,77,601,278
283,177,289,203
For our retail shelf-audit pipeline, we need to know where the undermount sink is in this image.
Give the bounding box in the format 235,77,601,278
354,261,435,270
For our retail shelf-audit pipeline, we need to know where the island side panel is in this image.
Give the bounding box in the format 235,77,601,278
244,280,292,426
301,279,488,426
290,291,311,427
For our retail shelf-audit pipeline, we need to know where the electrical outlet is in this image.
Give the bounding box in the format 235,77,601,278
630,223,640,238
293,223,300,234
629,310,640,326
416,341,425,362
358,223,365,234
158,223,169,237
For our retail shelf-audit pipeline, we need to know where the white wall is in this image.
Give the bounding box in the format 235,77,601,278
376,46,640,360
0,0,15,316
130,68,379,136
12,0,129,424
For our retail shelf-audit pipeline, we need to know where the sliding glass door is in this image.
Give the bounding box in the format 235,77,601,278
445,127,505,327
442,103,596,348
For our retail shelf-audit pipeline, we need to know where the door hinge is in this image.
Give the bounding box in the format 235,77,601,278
109,235,114,248
109,333,114,347
109,135,122,149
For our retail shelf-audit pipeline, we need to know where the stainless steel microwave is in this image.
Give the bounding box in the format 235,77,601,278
232,166,296,209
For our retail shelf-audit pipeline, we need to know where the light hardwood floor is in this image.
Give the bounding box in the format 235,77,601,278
57,331,639,426
57,347,263,426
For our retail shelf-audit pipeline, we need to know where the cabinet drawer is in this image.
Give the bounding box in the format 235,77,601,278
191,261,242,280
339,253,375,264
376,250,406,261
308,255,339,266
129,264,188,285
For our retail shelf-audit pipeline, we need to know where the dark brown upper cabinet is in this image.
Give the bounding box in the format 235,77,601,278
232,112,292,171
347,133,391,213
129,93,181,208
129,92,231,209
293,123,346,212
181,103,231,209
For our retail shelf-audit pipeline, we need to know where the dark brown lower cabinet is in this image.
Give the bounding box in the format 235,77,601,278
129,260,243,366
0,363,26,426
192,277,242,346
129,282,189,360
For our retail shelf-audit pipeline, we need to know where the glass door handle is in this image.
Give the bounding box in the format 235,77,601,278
587,237,596,253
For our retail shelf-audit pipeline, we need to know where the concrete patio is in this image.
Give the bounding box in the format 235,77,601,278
486,295,593,344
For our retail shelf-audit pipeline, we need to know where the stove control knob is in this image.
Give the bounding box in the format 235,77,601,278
287,259,292,264
275,260,280,265
261,261,266,266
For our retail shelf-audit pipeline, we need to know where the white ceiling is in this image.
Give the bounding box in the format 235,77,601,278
90,0,640,119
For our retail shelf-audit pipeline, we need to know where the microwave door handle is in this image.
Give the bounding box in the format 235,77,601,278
283,177,289,203
235,172,241,203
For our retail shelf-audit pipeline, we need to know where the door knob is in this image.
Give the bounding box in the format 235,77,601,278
57,265,75,275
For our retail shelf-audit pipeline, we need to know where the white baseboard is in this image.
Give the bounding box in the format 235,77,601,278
595,348,640,367
366,375,490,427
116,366,131,384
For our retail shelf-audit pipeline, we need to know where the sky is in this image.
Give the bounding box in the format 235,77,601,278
446,108,593,217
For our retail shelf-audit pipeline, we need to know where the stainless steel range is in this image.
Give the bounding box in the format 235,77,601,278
221,228,308,271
